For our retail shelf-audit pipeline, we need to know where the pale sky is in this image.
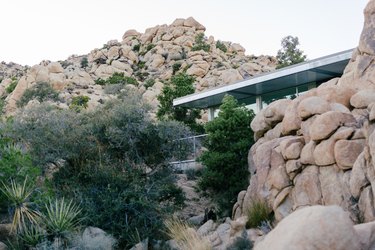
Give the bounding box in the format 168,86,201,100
0,0,368,66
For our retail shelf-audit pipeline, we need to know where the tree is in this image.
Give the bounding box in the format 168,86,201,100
157,72,204,133
276,35,307,69
198,95,255,216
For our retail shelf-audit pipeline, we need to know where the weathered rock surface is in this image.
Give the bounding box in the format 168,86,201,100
254,206,361,250
0,17,276,117
232,0,375,228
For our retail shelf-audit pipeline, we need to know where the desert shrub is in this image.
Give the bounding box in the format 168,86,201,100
132,44,140,52
192,33,210,52
172,62,182,75
144,78,155,89
216,40,227,53
157,72,204,133
95,78,106,85
10,96,192,248
107,72,138,86
198,95,255,216
0,127,41,189
17,82,59,107
6,78,18,94
69,95,90,111
80,57,88,68
104,83,125,95
246,198,272,229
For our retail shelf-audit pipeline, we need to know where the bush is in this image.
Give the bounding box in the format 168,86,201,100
17,82,59,107
95,78,106,85
246,198,272,229
107,72,138,86
80,57,88,68
0,128,41,187
6,78,18,94
172,63,182,75
132,44,140,52
216,41,227,53
198,95,255,216
69,95,90,111
144,78,155,89
157,73,204,133
9,96,192,248
192,33,210,52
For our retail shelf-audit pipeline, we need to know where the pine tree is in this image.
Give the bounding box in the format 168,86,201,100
198,95,255,215
276,35,307,69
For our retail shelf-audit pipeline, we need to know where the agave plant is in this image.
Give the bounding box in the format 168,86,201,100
43,198,82,241
1,177,41,233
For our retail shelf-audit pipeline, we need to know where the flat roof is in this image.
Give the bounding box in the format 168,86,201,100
173,49,353,109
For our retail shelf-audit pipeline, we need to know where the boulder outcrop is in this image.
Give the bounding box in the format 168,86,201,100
233,0,375,228
0,17,276,117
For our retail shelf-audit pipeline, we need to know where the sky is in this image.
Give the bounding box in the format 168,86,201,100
0,0,368,66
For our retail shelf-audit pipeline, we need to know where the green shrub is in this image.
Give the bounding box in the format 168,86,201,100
172,62,182,75
137,61,146,69
144,78,155,89
9,96,192,248
17,82,59,107
132,44,140,52
80,57,88,68
104,72,138,86
95,78,106,85
198,95,255,216
216,41,227,53
0,130,41,186
6,78,18,94
246,198,272,229
157,73,203,133
192,33,210,52
69,95,90,111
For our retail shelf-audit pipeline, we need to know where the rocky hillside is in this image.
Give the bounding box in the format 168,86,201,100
0,17,276,117
165,2,375,250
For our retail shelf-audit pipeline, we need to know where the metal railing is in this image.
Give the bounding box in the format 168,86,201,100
169,134,207,169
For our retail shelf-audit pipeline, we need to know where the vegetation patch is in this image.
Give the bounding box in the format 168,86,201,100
192,33,210,52
246,198,273,229
216,40,227,53
157,72,203,133
6,77,18,94
198,95,255,216
17,82,59,107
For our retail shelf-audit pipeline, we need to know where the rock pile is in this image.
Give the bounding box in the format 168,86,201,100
232,0,375,231
0,17,276,116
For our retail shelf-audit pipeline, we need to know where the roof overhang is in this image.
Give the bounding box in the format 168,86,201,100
173,49,353,109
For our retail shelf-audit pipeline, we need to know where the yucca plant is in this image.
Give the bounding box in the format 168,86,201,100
43,198,82,242
164,217,211,250
1,177,41,233
18,223,46,248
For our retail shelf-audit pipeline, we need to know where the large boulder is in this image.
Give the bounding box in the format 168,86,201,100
255,206,361,250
